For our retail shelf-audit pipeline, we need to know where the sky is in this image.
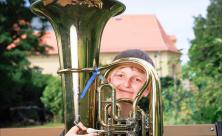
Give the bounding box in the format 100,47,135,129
118,0,210,64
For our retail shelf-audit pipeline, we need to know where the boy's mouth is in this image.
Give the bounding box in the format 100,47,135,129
118,89,134,94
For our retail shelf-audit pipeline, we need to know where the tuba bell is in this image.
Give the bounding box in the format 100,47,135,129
31,0,163,135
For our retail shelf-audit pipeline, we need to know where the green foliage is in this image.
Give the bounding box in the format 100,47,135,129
0,0,51,126
137,76,194,125
188,0,222,124
189,0,222,80
191,76,222,123
160,76,180,88
41,76,63,122
162,80,194,125
0,67,52,126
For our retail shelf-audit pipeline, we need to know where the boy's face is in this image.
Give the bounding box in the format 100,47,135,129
108,66,148,100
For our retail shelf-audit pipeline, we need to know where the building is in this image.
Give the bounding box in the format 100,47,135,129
28,15,181,78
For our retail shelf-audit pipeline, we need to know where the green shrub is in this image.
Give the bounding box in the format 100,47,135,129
0,67,52,127
162,85,194,125
191,77,222,123
41,76,64,122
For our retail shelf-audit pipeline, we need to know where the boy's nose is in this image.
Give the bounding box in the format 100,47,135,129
123,78,131,88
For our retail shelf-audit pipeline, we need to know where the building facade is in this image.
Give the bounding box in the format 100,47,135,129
29,15,182,79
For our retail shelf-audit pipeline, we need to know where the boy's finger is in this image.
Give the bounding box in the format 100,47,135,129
78,122,87,131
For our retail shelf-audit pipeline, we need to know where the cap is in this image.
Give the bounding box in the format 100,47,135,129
113,49,155,67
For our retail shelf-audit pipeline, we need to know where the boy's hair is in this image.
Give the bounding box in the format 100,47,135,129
113,49,155,67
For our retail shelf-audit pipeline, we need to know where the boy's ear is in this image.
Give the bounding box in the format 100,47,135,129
107,75,111,82
142,88,149,97
107,72,114,82
142,86,151,97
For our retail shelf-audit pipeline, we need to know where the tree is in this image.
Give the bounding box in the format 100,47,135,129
188,0,222,123
189,0,222,79
0,0,51,126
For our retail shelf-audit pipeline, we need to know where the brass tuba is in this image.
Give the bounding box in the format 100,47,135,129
31,0,163,135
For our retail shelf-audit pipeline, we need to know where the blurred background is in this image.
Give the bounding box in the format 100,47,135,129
0,0,221,129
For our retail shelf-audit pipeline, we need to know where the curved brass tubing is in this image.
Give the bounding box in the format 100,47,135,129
97,58,163,136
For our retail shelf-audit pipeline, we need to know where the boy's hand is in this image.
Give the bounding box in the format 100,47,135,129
65,122,98,136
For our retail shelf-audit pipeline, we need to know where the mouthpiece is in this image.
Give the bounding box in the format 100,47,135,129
87,128,105,134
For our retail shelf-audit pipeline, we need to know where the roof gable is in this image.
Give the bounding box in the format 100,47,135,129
101,15,179,53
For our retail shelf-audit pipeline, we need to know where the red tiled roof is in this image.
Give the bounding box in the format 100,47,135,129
101,15,178,53
42,15,179,54
40,31,58,54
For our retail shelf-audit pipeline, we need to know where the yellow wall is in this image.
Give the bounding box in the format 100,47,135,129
28,55,59,75
28,51,181,79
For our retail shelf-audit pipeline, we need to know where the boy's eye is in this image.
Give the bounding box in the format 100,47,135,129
135,78,142,83
117,74,124,77
113,73,125,79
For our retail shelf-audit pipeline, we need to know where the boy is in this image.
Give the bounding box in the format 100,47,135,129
65,49,154,136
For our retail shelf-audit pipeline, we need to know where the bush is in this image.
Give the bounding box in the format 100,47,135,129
0,68,52,127
162,85,194,125
160,76,180,88
191,77,222,123
41,76,63,122
160,76,194,125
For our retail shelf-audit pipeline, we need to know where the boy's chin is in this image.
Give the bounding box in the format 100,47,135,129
116,94,134,100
